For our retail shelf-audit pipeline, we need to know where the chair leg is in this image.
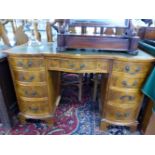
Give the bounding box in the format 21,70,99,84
93,74,98,102
78,74,83,102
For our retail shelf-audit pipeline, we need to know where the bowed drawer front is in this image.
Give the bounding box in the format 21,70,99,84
19,98,50,116
16,83,48,98
110,74,145,89
112,60,152,77
104,104,137,122
107,87,142,106
10,57,45,70
13,70,46,83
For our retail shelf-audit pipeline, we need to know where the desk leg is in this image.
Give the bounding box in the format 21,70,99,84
101,120,138,132
44,118,54,127
18,113,26,124
130,124,138,132
18,113,54,127
100,121,109,131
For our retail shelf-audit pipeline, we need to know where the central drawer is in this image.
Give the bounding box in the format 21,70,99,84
19,98,50,116
16,83,48,98
47,58,109,73
60,59,96,70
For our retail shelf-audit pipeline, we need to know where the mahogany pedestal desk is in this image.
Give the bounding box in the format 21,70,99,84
5,43,155,131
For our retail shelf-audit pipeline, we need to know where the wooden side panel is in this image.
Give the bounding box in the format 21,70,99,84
140,100,155,134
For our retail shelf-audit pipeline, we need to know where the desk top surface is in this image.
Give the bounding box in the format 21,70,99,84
4,42,155,62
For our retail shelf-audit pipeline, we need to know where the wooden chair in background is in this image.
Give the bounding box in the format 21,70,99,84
46,20,54,42
14,25,29,46
0,21,11,46
13,20,41,46
104,27,115,35
33,20,41,42
10,20,17,35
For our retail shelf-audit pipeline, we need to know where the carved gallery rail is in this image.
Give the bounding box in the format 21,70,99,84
4,43,155,131
56,19,140,55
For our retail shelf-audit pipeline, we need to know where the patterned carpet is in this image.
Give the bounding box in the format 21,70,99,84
0,74,141,135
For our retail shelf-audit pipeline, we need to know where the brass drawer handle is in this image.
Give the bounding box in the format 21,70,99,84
27,61,33,68
124,112,130,118
115,112,130,118
28,76,35,82
17,60,33,68
19,75,34,82
115,112,122,118
125,65,130,72
19,75,25,81
24,90,37,97
135,67,141,73
17,61,23,67
69,64,75,69
24,90,29,96
122,80,138,88
124,65,141,74
31,91,37,97
80,64,85,69
120,95,135,101
29,107,39,112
